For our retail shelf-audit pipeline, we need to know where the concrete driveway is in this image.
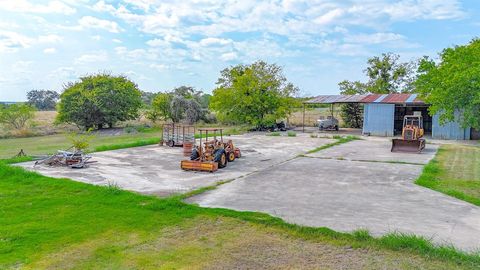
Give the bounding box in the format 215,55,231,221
18,133,334,195
189,139,480,251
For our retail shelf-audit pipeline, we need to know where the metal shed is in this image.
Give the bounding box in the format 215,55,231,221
303,94,473,140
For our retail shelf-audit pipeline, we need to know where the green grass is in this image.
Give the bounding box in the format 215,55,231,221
287,131,297,137
0,130,164,159
307,135,361,154
93,138,160,152
266,131,281,136
0,163,479,269
416,145,480,206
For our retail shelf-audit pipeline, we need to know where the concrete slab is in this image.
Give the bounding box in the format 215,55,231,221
306,139,438,164
189,157,480,251
17,134,334,195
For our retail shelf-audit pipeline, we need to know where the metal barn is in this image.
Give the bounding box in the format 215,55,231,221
304,94,474,140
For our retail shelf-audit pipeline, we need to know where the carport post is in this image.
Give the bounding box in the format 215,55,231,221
302,103,305,133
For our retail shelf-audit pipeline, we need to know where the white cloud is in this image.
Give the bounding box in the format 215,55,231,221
344,33,406,45
0,0,76,15
199,37,233,47
0,30,33,52
78,16,123,33
74,51,108,64
149,63,168,71
43,47,57,54
91,35,102,41
38,34,63,43
112,39,122,43
220,52,237,61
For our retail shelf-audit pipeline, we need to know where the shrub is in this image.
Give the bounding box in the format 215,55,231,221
57,73,143,130
287,131,297,137
66,129,95,151
0,104,36,130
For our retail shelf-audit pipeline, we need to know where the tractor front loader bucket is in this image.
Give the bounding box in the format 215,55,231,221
181,160,218,172
391,138,425,153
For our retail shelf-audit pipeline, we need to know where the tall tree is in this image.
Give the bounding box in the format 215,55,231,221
147,86,206,124
27,90,59,110
338,53,416,128
365,53,416,93
210,61,299,128
57,73,142,130
415,39,480,129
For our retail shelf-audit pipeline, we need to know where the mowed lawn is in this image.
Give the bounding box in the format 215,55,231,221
416,144,480,206
1,163,479,269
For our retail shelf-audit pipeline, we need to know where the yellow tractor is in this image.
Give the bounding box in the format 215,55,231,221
391,115,426,153
180,128,241,172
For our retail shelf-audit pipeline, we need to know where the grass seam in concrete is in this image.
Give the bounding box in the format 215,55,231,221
305,135,361,155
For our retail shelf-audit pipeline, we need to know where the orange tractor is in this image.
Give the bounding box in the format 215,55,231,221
180,128,241,172
391,115,426,153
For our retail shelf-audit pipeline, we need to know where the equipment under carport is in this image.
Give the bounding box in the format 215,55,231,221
181,128,241,172
391,115,426,153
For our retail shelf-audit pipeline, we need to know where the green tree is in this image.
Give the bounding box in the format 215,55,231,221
147,92,172,123
338,53,416,128
338,80,366,128
0,104,36,130
57,73,142,130
415,39,480,129
365,53,416,93
26,90,59,110
210,61,299,128
147,86,206,124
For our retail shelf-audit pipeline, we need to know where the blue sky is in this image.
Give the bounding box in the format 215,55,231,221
0,0,478,101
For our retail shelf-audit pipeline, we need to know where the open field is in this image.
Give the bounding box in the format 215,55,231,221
0,125,249,159
1,162,478,269
416,144,480,206
0,130,163,159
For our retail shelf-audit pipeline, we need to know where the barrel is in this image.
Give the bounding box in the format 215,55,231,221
183,142,193,157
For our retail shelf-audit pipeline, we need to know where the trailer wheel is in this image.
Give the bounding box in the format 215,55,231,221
214,149,227,168
167,140,175,147
227,152,235,162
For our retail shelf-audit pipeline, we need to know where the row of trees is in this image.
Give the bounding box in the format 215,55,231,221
11,38,478,131
54,61,299,130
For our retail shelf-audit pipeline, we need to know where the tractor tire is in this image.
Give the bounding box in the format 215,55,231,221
227,151,235,162
214,149,227,168
335,125,339,131
190,148,199,161
167,140,175,147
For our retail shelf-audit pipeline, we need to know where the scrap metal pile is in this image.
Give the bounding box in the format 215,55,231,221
34,148,94,169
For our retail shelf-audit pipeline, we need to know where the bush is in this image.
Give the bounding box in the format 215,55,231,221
66,129,95,151
0,104,36,130
287,131,297,137
57,73,143,130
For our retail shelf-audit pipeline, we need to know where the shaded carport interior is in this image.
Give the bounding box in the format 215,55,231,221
302,94,430,135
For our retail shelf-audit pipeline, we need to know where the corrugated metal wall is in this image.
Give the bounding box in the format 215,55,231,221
432,113,471,140
362,104,394,136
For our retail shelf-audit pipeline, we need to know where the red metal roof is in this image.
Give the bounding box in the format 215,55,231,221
305,94,425,105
